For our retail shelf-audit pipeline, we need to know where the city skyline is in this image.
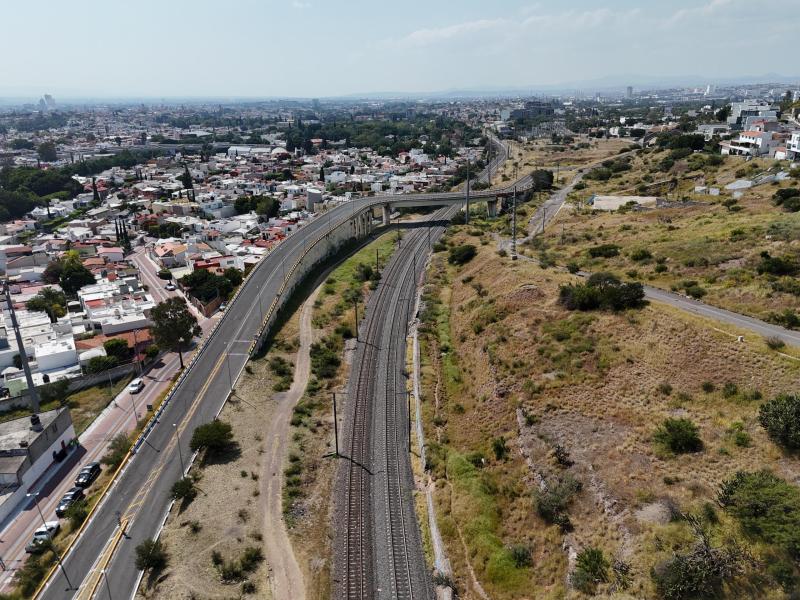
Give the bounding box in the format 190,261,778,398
2,0,798,100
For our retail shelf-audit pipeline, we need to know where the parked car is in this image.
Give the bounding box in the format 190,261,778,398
25,521,60,554
165,282,176,291
55,487,84,518
128,378,144,394
74,462,101,488
218,303,227,312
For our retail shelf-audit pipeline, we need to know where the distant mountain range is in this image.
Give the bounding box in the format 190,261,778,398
341,73,800,100
1,74,798,104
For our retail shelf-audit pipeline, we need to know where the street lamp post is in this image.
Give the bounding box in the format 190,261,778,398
173,424,185,475
27,493,73,590
102,569,112,600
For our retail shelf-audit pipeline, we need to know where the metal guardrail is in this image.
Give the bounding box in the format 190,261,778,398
30,165,520,598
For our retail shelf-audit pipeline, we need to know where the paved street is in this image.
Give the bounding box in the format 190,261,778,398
0,250,215,595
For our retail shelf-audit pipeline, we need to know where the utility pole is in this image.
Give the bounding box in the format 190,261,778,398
375,248,380,276
28,493,73,589
407,390,412,453
132,328,142,375
511,186,518,260
353,297,359,342
102,569,112,600
173,423,184,474
332,392,339,456
4,283,39,412
465,158,471,224
541,206,546,235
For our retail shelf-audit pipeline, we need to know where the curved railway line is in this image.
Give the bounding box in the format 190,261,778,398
339,206,464,600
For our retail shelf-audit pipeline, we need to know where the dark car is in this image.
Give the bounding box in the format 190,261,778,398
55,487,84,517
74,462,101,488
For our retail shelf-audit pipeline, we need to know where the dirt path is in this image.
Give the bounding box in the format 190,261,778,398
260,287,321,600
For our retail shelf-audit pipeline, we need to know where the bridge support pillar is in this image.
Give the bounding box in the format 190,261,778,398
487,197,498,218
382,204,391,226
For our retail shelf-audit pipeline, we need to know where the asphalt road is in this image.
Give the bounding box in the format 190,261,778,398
0,252,217,595
39,142,516,599
642,285,800,347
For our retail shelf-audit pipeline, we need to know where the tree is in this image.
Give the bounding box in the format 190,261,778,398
86,355,119,373
254,196,279,219
101,433,131,469
654,418,703,454
103,338,130,362
758,394,800,450
179,164,193,189
170,477,197,502
114,136,122,147
319,166,325,182
150,297,201,368
448,244,477,265
135,538,168,572
223,267,243,287
26,287,67,323
58,252,96,296
190,420,234,455
530,169,554,191
180,269,233,303
37,141,57,162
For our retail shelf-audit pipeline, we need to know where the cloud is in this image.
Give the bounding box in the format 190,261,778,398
291,1,310,8
666,0,733,26
401,18,506,46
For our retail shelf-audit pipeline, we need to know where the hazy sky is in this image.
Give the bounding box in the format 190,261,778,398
1,0,797,99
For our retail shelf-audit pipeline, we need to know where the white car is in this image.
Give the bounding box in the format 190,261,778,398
128,378,144,394
165,283,176,291
25,521,60,554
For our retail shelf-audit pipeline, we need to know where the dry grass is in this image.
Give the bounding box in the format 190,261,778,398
135,326,302,599
537,154,800,321
418,226,800,599
491,136,633,188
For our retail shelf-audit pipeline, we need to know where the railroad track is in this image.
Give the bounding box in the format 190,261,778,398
342,208,455,599
341,137,507,599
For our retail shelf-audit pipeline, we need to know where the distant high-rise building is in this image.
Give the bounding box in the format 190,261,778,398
626,86,633,99
43,94,56,109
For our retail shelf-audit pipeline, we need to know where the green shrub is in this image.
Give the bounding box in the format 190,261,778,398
534,474,582,527
654,418,703,454
239,546,264,572
101,433,131,469
684,285,707,299
310,335,342,379
85,355,119,374
448,244,477,265
190,421,234,455
170,477,197,502
701,381,715,393
588,244,620,258
630,248,653,262
559,272,645,311
769,309,800,329
491,437,508,460
758,394,800,450
571,547,609,594
773,187,800,212
718,470,800,557
766,336,786,350
135,538,167,571
65,499,88,529
758,252,799,277
509,544,532,568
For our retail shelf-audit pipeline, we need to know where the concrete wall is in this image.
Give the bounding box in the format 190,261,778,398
253,209,375,353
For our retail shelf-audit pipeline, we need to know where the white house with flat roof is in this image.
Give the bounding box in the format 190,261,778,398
0,409,75,523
